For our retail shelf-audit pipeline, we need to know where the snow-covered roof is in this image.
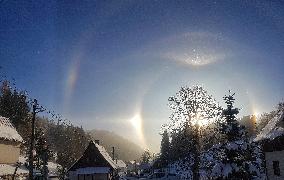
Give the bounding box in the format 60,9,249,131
0,116,23,142
0,163,28,176
95,143,117,169
68,141,118,172
128,160,136,164
255,111,284,141
115,160,126,168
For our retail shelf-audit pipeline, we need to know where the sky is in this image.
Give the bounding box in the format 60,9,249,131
0,0,283,152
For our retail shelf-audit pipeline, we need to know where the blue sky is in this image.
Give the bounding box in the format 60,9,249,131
0,0,284,151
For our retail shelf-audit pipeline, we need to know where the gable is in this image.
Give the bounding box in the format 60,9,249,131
69,141,117,171
276,114,284,128
262,135,284,152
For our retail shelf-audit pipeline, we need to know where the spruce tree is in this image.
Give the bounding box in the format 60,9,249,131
159,130,170,167
140,149,151,164
202,92,266,179
0,80,30,129
220,92,244,141
34,128,50,178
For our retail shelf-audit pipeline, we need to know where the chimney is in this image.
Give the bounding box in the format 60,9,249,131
112,147,115,160
95,140,100,145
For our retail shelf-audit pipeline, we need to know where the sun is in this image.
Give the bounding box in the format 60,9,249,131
191,113,211,127
130,114,142,131
129,113,147,148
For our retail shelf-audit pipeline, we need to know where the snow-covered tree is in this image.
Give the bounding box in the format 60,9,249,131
140,149,152,164
201,92,266,180
0,81,31,143
167,86,222,132
166,85,222,180
47,122,90,172
34,128,50,178
219,92,245,141
0,80,30,129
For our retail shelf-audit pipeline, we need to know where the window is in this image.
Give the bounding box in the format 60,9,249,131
273,161,280,176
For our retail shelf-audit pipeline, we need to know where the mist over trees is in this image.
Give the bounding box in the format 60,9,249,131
88,129,144,162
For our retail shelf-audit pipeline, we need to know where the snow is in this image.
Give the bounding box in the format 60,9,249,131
255,111,284,141
48,161,61,175
223,164,232,177
95,143,117,169
0,163,28,176
200,140,266,180
168,156,193,179
116,160,126,168
225,142,238,150
0,116,23,142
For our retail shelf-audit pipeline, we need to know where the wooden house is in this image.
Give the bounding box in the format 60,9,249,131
0,116,28,179
115,160,126,174
255,111,284,180
68,140,117,180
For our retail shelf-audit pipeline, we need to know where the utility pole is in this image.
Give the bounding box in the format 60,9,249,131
12,162,21,180
28,99,44,180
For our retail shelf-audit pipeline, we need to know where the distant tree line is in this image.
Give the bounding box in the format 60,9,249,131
0,80,90,178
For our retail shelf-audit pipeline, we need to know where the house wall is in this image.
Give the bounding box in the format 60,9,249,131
69,172,109,180
0,140,21,164
265,150,284,180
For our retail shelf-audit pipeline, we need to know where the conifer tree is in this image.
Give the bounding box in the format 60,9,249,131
0,80,30,129
220,92,245,141
202,92,266,179
0,80,31,151
34,128,50,178
140,149,152,164
159,130,170,167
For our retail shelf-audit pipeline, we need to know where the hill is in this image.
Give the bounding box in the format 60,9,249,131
88,129,144,162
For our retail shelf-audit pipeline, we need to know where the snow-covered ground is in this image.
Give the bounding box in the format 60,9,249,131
0,163,28,176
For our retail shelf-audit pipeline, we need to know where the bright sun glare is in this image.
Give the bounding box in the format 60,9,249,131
129,113,147,148
130,114,142,131
192,113,211,127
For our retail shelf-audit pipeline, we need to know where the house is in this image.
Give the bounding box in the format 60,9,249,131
255,110,284,180
0,116,28,179
126,160,138,173
68,140,118,180
115,159,126,173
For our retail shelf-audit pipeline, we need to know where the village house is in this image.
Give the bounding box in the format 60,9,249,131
126,160,138,173
115,159,127,174
0,116,28,179
68,140,118,180
255,110,284,180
